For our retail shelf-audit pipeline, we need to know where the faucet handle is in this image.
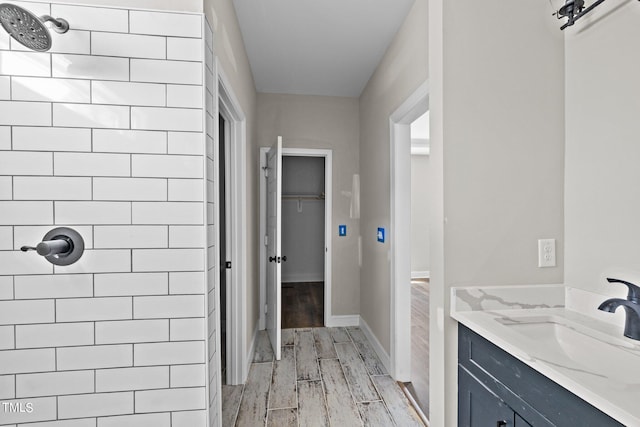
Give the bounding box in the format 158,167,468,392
607,277,640,303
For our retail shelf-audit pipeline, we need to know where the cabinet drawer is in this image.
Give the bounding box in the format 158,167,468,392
459,324,623,427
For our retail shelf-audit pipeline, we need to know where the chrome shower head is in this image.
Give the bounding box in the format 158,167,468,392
0,3,69,52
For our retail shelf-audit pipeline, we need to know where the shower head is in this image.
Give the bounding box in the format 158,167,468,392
0,3,69,52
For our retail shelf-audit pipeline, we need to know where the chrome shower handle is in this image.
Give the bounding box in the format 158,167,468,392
21,238,71,256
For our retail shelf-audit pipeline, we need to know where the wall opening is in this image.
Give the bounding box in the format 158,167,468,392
390,80,430,424
281,156,326,328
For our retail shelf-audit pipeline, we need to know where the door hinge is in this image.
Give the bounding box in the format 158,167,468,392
264,304,268,314
225,261,231,269
263,167,269,178
264,235,268,246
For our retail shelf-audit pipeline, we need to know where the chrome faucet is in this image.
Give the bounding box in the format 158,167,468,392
598,277,640,340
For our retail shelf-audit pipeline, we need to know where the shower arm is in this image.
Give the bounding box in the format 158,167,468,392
39,15,69,33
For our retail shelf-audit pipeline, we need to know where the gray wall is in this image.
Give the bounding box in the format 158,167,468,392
565,2,640,298
257,93,360,316
359,0,428,355
429,0,565,425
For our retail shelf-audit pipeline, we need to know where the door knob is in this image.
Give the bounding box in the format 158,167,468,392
269,256,277,262
281,256,287,262
497,421,508,427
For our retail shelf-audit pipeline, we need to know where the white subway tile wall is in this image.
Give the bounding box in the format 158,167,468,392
204,18,219,427
0,3,209,426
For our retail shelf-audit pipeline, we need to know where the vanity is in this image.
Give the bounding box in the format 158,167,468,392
451,285,640,427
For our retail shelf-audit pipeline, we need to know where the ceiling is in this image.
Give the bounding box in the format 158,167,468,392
232,0,416,98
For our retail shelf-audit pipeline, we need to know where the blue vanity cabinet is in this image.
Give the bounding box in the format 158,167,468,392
459,367,516,426
458,324,623,427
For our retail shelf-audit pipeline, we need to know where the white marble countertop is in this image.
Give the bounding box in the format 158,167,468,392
451,285,640,427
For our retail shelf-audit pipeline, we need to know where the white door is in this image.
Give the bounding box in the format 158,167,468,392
266,136,282,360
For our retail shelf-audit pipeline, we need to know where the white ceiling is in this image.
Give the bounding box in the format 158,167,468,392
232,0,416,97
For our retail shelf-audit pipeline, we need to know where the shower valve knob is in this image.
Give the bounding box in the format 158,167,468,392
20,227,84,266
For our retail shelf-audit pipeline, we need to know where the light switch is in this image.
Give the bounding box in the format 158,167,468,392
339,225,347,236
377,227,385,243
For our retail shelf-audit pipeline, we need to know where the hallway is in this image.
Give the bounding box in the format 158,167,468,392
223,327,424,426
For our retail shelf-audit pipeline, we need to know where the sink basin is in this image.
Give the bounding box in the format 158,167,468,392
495,315,640,383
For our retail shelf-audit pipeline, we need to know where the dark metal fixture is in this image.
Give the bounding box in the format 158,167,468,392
555,0,607,30
21,227,85,266
598,277,640,340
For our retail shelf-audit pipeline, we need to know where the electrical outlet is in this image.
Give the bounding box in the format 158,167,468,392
538,239,556,267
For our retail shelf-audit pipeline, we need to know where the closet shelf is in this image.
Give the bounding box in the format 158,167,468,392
282,192,325,201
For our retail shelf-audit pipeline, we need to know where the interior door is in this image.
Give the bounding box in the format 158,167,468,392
266,136,283,360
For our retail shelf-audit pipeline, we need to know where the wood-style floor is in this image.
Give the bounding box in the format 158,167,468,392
223,328,425,427
282,282,324,329
406,279,429,416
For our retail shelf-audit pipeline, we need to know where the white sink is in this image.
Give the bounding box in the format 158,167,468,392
496,315,640,383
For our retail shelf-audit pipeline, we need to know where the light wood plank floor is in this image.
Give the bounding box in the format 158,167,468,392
405,279,429,416
223,328,425,427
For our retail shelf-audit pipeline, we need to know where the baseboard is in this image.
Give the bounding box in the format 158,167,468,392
245,323,260,381
411,271,430,279
282,275,324,283
358,316,391,374
325,314,360,327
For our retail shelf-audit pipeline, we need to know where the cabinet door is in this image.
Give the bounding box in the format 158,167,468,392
515,414,532,426
459,366,514,427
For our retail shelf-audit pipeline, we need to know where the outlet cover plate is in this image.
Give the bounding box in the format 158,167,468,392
538,238,556,267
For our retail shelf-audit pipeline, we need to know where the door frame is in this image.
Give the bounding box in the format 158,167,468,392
216,62,248,385
259,147,333,330
389,80,429,382
217,111,232,384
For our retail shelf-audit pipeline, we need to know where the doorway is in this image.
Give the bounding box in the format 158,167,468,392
259,146,333,354
406,110,430,415
390,81,430,422
215,70,249,386
281,155,326,328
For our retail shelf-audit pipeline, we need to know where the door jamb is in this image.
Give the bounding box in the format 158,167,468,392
389,80,429,382
216,61,248,385
259,147,333,329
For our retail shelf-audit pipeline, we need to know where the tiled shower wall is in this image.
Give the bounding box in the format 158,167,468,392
0,2,212,426
203,16,219,427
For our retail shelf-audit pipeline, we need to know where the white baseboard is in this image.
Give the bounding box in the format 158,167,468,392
358,316,391,374
325,314,360,327
282,274,324,283
411,271,430,279
245,323,260,381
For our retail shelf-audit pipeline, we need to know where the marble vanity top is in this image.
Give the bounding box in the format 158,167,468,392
451,285,640,427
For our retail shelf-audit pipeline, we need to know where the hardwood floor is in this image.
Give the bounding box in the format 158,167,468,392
405,279,430,416
223,328,424,427
282,282,324,328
